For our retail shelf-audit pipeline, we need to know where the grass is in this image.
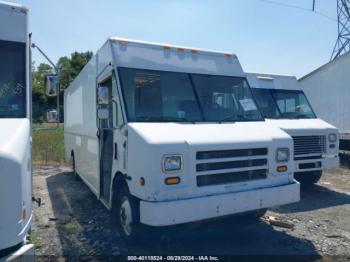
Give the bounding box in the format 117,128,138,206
28,231,40,246
32,125,66,165
56,220,82,235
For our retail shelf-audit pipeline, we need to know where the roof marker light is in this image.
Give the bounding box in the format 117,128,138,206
119,40,128,45
163,45,172,50
177,47,185,52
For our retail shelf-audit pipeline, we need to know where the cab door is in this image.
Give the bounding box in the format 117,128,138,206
97,77,114,204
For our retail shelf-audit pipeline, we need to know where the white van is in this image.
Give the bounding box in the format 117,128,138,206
247,73,339,184
64,37,300,240
0,1,34,260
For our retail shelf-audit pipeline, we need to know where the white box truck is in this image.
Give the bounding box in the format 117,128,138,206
247,73,339,184
64,37,300,240
0,1,34,260
299,53,350,152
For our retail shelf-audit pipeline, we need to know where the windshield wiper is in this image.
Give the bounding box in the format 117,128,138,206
135,116,195,123
219,114,237,123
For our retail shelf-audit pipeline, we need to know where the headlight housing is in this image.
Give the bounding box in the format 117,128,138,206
328,133,337,143
163,155,182,172
276,148,290,162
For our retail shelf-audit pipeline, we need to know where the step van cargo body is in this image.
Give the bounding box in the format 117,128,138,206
247,73,339,184
0,1,34,260
64,38,300,238
299,53,350,151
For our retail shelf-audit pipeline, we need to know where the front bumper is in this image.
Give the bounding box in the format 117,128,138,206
0,244,34,262
140,181,300,226
294,154,339,173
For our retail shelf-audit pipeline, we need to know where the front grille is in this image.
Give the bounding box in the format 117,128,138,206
197,169,267,187
195,148,268,187
197,148,268,160
196,159,267,172
293,136,326,156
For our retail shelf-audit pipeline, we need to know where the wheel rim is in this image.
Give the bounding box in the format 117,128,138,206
120,198,133,236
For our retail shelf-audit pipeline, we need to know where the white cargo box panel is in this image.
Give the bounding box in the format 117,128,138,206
299,52,350,135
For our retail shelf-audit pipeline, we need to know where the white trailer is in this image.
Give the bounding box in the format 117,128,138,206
299,52,350,151
64,37,300,240
0,1,34,260
247,73,339,184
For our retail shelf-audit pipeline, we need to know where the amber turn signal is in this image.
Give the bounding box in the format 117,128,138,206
139,177,145,186
22,208,27,221
165,177,181,185
277,166,288,173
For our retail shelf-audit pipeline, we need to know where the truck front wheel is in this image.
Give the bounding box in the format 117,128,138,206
112,186,144,241
295,170,322,185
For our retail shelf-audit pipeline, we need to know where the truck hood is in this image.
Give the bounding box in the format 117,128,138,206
128,121,290,145
127,122,294,202
266,119,338,135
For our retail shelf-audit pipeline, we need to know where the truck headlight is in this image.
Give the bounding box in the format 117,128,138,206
328,133,337,143
163,155,182,172
276,148,290,162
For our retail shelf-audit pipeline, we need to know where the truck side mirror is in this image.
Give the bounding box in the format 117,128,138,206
46,109,58,123
97,86,110,105
45,74,59,97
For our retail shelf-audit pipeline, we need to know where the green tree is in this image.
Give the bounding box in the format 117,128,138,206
32,63,53,122
32,51,93,122
58,51,93,90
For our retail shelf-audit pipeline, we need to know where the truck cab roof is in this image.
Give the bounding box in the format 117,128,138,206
246,73,300,91
96,37,246,77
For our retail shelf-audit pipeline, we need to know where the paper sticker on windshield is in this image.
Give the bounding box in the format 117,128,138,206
239,99,257,111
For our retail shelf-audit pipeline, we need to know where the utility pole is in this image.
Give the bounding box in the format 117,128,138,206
331,0,350,61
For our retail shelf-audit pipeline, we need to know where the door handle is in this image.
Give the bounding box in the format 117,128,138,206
114,143,118,159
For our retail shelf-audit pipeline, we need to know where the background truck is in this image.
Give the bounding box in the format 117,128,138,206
0,1,34,260
298,52,350,152
64,37,300,240
247,73,339,184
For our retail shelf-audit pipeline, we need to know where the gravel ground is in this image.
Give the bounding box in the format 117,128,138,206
31,166,350,261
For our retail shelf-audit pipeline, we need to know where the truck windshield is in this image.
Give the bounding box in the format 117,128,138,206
119,68,263,122
0,40,26,118
252,88,316,119
191,74,262,122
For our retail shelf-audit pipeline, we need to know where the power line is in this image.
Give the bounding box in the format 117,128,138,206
259,0,311,11
258,0,337,22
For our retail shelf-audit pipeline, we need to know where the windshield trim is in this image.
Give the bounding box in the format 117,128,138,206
0,39,27,119
117,67,264,123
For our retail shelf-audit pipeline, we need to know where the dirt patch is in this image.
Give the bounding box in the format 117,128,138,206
31,166,350,260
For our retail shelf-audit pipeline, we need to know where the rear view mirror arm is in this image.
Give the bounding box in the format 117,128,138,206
31,43,61,130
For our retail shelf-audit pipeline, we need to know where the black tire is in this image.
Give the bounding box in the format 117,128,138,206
112,186,144,242
295,171,322,185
